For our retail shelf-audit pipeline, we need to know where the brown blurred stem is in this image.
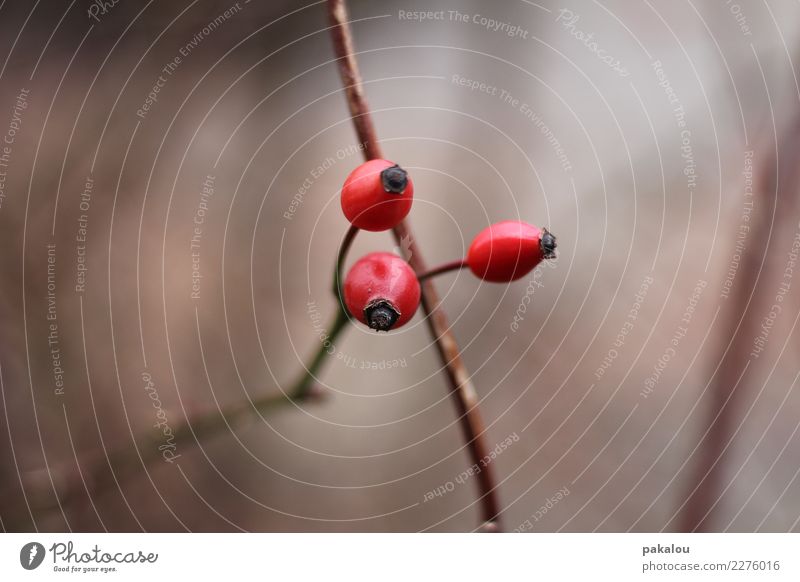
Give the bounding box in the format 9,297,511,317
417,259,468,282
327,0,502,531
677,118,800,531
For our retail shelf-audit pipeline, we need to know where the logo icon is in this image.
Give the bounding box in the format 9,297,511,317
392,233,413,261
20,542,45,570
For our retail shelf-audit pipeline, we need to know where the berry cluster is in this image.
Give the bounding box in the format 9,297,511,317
338,159,557,332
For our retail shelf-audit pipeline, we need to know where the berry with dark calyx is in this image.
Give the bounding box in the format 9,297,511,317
540,229,557,259
365,299,398,331
341,159,414,231
381,164,408,193
343,252,420,331
467,220,557,282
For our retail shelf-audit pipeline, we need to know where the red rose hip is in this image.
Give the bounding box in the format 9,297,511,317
343,252,420,331
341,159,413,231
467,220,556,282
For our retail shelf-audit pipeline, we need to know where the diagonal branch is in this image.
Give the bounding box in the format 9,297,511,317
327,0,502,531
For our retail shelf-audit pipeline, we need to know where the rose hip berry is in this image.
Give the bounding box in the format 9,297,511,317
341,159,413,231
343,252,420,331
467,220,556,282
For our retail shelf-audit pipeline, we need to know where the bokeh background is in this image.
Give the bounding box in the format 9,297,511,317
1,0,799,532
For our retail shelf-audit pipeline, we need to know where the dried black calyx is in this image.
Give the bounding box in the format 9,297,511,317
364,299,400,332
540,228,557,259
381,165,408,194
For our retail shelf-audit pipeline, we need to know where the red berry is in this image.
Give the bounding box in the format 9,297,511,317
466,220,556,282
343,252,421,331
341,159,413,231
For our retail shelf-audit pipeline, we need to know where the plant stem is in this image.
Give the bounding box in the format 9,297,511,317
677,117,800,532
287,304,350,401
417,259,468,282
327,0,502,531
38,1,501,531
333,224,359,308
44,305,349,514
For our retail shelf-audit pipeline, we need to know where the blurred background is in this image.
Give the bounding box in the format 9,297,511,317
1,0,799,532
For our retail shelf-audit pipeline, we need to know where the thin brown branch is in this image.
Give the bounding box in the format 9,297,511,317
327,0,502,531
677,117,800,532
417,259,469,282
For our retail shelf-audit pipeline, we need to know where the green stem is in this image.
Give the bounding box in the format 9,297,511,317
287,304,350,401
46,304,351,513
333,224,359,310
175,303,351,440
50,219,361,514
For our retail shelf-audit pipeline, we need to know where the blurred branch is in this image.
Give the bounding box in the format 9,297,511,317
31,306,348,519
327,0,502,531
678,116,800,531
